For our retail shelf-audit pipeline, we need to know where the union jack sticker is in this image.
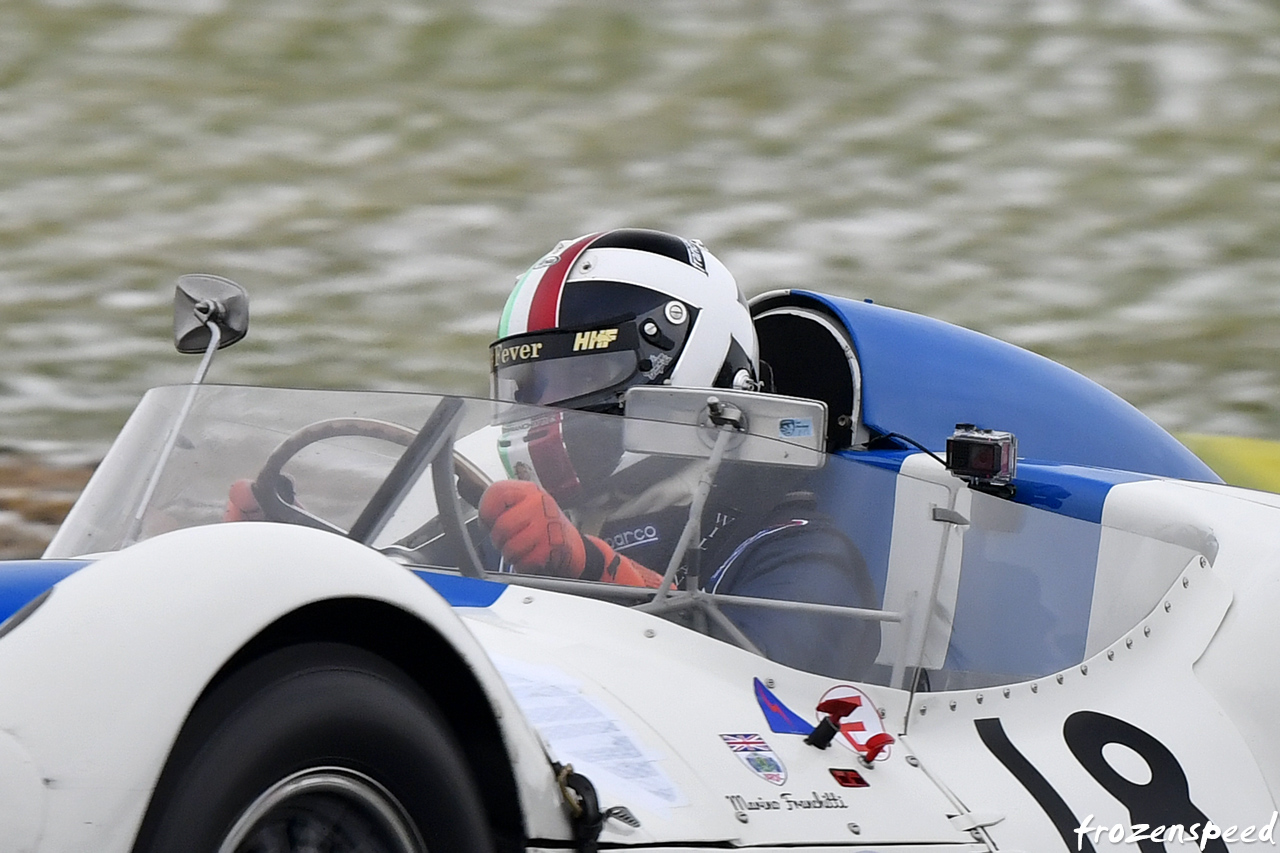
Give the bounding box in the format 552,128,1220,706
720,733,787,785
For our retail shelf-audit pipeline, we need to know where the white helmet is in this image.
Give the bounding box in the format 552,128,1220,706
490,228,760,413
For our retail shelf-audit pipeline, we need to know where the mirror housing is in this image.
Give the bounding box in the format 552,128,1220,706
173,273,249,354
623,385,828,468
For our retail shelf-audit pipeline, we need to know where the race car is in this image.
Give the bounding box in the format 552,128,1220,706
0,273,1275,853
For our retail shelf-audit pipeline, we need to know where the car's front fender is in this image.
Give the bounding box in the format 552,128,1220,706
0,522,567,853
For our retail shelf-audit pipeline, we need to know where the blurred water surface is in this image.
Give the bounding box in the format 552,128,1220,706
3,0,1280,463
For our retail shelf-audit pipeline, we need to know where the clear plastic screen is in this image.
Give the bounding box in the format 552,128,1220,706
47,384,1138,690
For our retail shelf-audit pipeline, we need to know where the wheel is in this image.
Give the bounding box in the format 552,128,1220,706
134,643,494,853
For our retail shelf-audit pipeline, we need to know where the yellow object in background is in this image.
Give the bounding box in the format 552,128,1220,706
1178,434,1280,494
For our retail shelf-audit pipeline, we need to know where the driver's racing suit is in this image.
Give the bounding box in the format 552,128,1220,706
483,477,881,681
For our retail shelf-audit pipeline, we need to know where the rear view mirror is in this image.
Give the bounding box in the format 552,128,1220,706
623,386,827,468
127,274,250,545
173,273,249,354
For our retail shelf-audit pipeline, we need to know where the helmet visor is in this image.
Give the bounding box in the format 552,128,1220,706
490,323,643,408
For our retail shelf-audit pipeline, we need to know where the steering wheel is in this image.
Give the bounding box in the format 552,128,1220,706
250,416,492,575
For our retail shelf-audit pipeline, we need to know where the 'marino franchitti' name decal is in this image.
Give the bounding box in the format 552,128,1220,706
726,792,849,812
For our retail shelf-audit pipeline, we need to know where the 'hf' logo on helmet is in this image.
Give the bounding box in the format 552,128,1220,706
573,328,619,351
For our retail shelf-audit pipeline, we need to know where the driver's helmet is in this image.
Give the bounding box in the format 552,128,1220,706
490,228,760,414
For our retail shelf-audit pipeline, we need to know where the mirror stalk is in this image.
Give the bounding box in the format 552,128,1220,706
124,277,249,546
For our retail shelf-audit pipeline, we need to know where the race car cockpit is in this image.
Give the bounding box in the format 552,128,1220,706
45,281,1221,697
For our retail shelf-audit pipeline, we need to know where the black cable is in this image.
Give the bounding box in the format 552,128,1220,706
881,432,947,468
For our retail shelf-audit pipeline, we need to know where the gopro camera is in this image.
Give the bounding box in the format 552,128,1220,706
946,424,1017,491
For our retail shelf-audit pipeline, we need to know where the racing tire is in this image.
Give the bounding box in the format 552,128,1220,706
134,642,494,853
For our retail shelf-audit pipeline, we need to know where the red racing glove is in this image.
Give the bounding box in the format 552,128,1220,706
223,478,265,522
478,480,663,588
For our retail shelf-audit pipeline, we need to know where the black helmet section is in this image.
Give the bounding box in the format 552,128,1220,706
587,228,709,272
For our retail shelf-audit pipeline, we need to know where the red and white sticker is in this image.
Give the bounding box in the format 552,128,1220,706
816,685,892,762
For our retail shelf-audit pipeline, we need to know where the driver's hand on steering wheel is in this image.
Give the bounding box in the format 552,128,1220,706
223,479,265,522
478,480,663,588
223,474,298,523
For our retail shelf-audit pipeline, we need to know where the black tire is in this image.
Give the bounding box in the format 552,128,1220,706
134,642,495,853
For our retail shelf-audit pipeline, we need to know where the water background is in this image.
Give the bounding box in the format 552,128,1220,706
4,0,1280,465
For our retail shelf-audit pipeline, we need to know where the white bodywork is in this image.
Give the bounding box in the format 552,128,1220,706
1,384,1277,852
0,524,562,852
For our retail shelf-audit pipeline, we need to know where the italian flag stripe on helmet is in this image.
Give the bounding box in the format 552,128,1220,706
500,232,602,337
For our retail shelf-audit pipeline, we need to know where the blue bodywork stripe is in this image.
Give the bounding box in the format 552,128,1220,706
411,570,507,607
0,560,90,625
836,448,913,473
1010,461,1149,524
834,449,1142,525
0,563,506,630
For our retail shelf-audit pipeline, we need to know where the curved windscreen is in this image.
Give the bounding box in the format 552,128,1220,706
47,385,1188,691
